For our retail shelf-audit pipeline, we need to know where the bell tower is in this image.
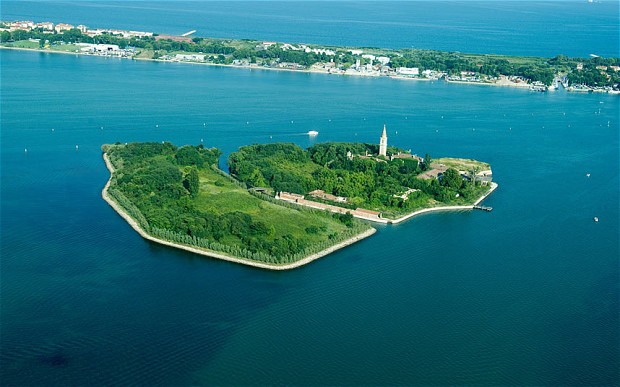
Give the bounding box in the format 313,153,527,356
379,124,388,157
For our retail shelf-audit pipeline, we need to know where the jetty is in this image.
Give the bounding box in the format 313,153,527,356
474,205,493,212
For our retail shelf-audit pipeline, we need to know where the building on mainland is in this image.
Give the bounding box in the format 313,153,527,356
379,124,388,157
54,23,74,33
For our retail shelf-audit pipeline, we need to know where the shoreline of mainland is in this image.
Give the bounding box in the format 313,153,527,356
101,152,376,271
0,46,560,91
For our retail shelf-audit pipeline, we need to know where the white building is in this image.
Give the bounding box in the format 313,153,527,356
54,23,74,33
36,22,54,31
305,47,336,56
362,54,376,62
377,56,390,65
175,54,206,61
397,67,419,76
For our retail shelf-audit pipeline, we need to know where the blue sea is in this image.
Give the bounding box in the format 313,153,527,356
1,2,619,385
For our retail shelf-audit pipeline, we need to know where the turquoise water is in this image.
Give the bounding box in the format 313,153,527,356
1,49,617,385
2,1,619,57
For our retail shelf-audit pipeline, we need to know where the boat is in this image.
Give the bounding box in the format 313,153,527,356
594,217,599,222
308,130,319,136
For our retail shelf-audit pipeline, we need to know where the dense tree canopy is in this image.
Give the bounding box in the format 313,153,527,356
229,142,490,217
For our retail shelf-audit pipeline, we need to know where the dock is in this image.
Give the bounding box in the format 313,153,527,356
473,205,493,212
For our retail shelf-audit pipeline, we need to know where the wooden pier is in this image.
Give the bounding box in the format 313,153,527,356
473,205,493,212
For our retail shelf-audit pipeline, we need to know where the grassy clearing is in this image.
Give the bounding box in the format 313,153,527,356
4,40,39,49
194,167,354,244
433,157,490,172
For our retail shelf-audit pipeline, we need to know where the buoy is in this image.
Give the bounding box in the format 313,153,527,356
24,148,27,153
594,217,599,222
75,145,79,150
51,128,54,132
100,126,104,130
246,121,249,124
200,138,203,143
291,120,294,124
586,173,590,177
156,124,159,128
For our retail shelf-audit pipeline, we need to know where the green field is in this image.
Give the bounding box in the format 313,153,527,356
433,158,490,172
193,167,354,243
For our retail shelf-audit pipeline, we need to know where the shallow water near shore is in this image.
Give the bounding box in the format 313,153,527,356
1,47,618,385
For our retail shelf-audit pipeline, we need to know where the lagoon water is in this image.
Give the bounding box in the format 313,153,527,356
1,2,619,385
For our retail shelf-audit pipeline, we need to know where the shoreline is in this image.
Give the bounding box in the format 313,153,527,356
280,182,498,224
388,181,498,224
2,46,601,92
101,152,376,270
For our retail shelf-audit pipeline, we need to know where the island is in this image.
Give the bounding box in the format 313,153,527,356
2,20,619,93
102,128,497,269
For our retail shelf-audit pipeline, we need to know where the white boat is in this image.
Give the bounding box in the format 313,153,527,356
594,217,599,222
308,130,319,136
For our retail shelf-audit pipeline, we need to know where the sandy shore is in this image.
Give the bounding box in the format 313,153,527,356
101,153,376,270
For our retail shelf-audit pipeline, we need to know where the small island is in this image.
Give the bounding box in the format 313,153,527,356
102,129,497,270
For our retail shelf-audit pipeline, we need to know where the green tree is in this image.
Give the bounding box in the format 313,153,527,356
423,153,432,171
440,168,463,189
183,166,200,198
1,31,11,43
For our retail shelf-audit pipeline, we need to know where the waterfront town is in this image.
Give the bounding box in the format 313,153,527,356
2,19,619,93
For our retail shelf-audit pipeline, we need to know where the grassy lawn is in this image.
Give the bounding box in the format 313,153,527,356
50,43,81,52
433,157,490,172
4,40,40,49
194,167,352,243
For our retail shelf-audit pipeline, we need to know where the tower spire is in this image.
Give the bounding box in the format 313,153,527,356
379,124,388,157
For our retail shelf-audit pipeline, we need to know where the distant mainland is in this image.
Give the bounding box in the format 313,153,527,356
1,19,619,93
102,126,497,270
